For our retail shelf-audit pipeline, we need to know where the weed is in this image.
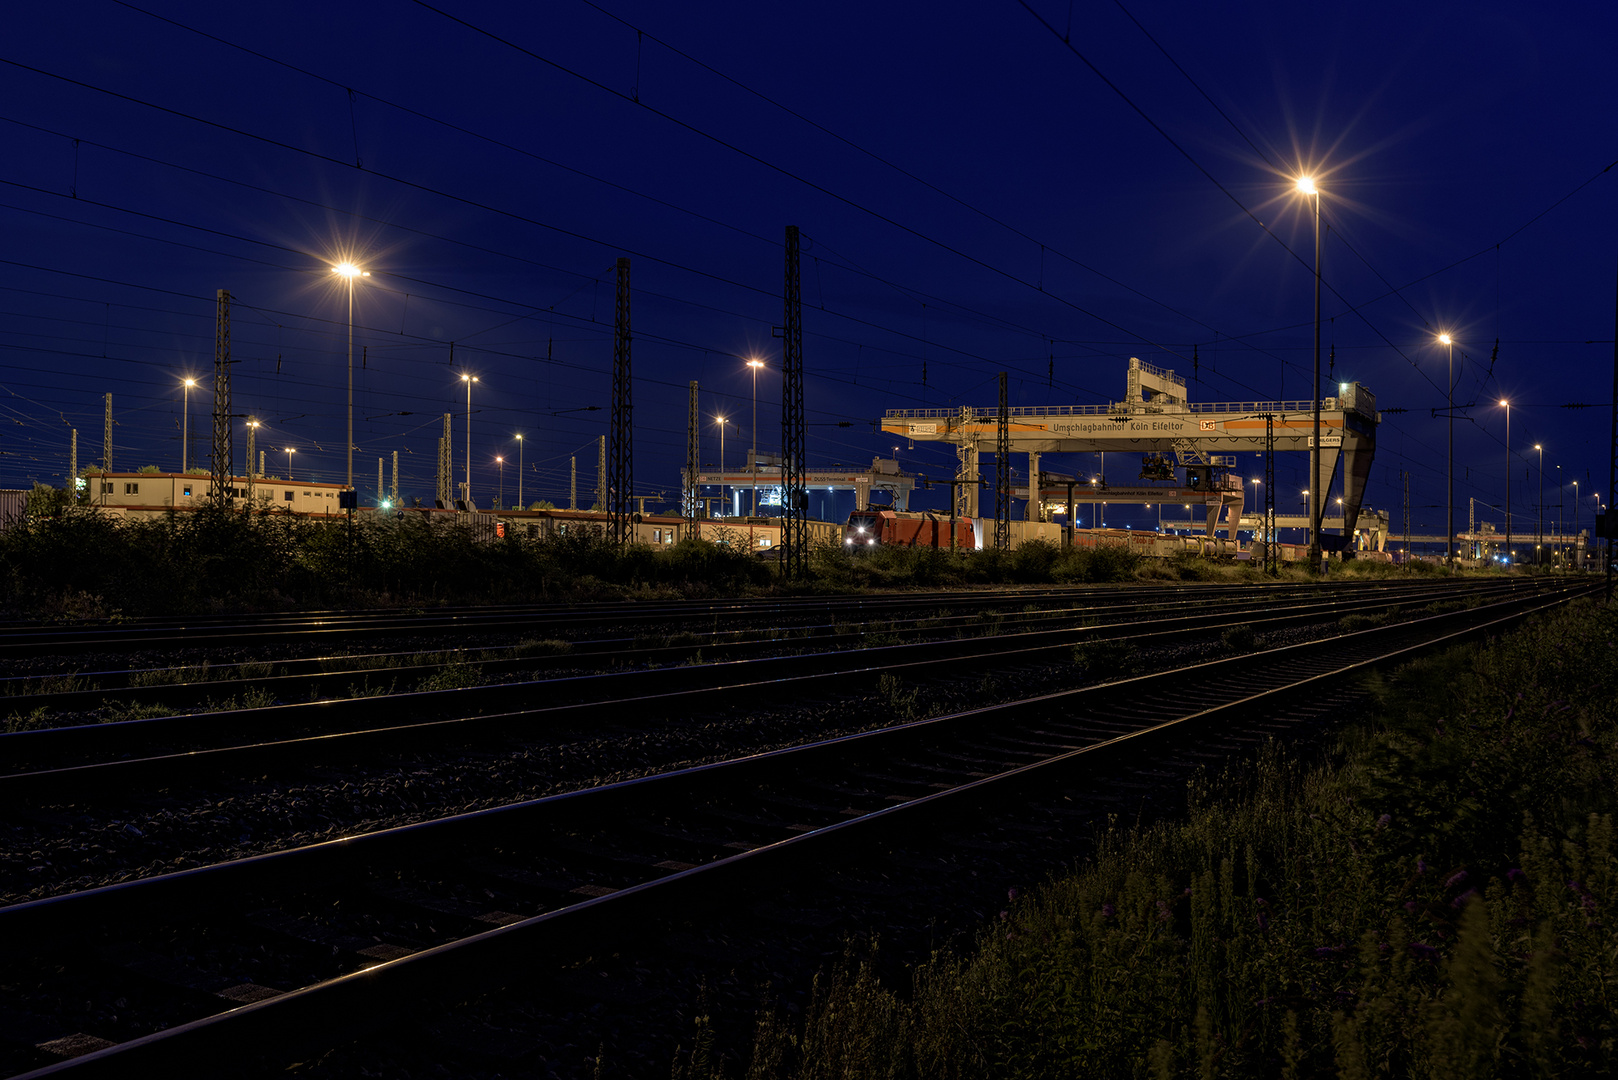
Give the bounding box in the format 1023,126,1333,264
100,700,174,723
416,659,484,692
1338,612,1387,633
1072,638,1142,679
202,685,278,712
1220,623,1259,652
4,706,54,732
129,664,208,687
877,672,925,721
509,638,573,658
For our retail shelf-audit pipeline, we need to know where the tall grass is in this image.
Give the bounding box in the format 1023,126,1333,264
680,601,1617,1078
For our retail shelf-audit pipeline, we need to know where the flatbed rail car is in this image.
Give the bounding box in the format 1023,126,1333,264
845,509,976,549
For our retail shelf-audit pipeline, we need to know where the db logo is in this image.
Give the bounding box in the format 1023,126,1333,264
1199,420,1217,431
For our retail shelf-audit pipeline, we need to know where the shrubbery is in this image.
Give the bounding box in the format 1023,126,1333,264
682,601,1618,1078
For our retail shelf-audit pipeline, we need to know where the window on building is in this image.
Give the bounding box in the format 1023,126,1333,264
101,482,113,494
284,490,294,501
124,483,139,495
182,486,192,497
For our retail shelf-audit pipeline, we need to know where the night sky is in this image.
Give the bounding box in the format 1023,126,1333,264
3,1,1615,540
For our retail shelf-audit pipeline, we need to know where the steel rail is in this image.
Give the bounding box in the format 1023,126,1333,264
0,578,1486,659
0,579,1568,797
0,583,1586,1078
0,577,1511,721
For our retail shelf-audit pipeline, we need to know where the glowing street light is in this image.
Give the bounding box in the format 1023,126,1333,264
285,446,295,480
330,262,369,497
180,377,197,473
497,454,505,511
1295,174,1323,572
514,434,523,511
1438,332,1455,568
459,372,479,509
1535,444,1544,564
1499,400,1511,562
714,414,729,516
746,358,765,517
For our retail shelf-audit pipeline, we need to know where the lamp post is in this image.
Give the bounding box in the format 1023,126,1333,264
514,435,523,510
497,455,505,511
714,415,728,517
459,373,478,510
1535,444,1544,564
1557,464,1563,562
1572,480,1579,556
1296,176,1323,572
1250,478,1261,543
180,377,196,472
285,447,294,480
1499,400,1511,564
331,263,369,496
746,358,764,517
1438,333,1455,568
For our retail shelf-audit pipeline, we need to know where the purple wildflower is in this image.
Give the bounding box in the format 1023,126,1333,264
1416,859,1428,874
1007,887,1019,902
1100,902,1116,918
1451,889,1479,908
1404,901,1419,913
1408,942,1440,962
1155,899,1171,923
1376,814,1392,829
1507,868,1525,883
1256,911,1269,932
999,909,1009,921
1445,870,1468,889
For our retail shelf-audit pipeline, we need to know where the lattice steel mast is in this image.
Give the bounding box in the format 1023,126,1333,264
608,258,632,545
995,372,1010,551
211,290,233,510
780,225,807,576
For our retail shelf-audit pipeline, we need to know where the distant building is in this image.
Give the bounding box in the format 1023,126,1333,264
82,472,348,518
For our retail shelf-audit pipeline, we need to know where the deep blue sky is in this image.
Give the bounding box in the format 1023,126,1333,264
2,1,1615,536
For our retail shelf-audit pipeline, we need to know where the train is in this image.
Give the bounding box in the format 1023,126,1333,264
844,509,977,549
841,509,1389,564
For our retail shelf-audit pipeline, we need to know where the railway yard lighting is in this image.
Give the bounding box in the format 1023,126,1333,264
180,378,196,472
746,358,765,517
285,447,294,480
1295,174,1323,572
331,262,369,497
460,373,478,509
1438,333,1455,568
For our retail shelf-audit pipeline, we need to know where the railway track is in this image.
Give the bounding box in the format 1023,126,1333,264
0,578,1541,731
0,578,1558,802
0,578,1593,1077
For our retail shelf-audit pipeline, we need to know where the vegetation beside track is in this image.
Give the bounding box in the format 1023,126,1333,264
675,600,1617,1079
1,494,1508,618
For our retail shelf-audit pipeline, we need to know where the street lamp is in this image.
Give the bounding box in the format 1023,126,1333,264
1572,480,1579,550
285,446,295,480
514,435,523,510
1499,400,1511,563
1438,333,1455,568
746,358,765,517
1296,175,1323,572
1535,444,1544,564
331,262,369,496
714,414,729,517
1250,478,1261,541
497,455,505,511
180,377,196,472
459,372,478,510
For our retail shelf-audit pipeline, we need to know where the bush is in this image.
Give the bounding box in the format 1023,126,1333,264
712,600,1618,1079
